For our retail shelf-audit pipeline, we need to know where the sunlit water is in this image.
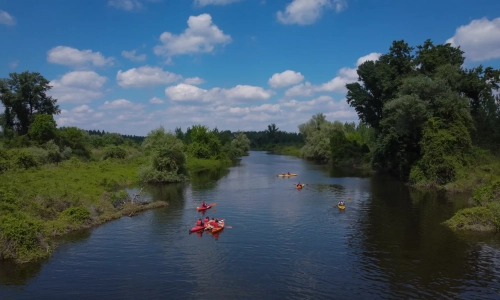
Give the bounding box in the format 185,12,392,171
1,151,500,299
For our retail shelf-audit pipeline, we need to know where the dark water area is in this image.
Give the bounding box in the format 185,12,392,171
1,151,500,299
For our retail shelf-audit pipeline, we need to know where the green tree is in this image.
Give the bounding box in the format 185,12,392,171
0,71,60,135
139,126,187,183
28,114,57,144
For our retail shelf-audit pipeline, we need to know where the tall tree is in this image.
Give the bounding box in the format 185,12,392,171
0,71,60,135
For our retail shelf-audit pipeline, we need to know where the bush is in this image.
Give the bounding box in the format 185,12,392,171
0,214,47,262
60,206,91,224
15,150,40,170
103,146,127,159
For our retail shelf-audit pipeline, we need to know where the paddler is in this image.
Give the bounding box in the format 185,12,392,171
196,218,203,226
201,200,207,208
287,172,291,175
297,182,302,187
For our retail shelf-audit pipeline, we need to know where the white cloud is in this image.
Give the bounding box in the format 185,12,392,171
121,50,147,61
99,99,145,110
0,10,15,26
116,66,182,88
149,97,164,104
277,0,347,25
49,71,108,104
153,14,232,60
193,0,241,6
47,46,114,68
446,17,500,62
284,52,380,97
165,83,275,104
268,70,304,88
356,52,382,66
108,0,160,11
183,77,206,85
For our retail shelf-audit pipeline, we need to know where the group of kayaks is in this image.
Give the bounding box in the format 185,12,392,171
190,202,225,234
279,172,349,208
277,172,305,189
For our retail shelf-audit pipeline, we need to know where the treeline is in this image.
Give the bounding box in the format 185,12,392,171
241,124,303,150
86,129,146,145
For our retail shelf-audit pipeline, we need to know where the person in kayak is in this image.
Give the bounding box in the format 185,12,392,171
297,182,302,187
287,172,291,175
338,201,345,206
196,219,203,226
201,200,207,208
204,216,209,224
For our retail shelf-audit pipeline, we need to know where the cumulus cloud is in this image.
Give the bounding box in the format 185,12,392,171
277,0,347,25
284,52,380,97
0,10,15,26
165,83,275,104
446,17,500,62
193,0,241,6
49,71,108,104
116,66,182,88
121,50,146,61
268,70,304,88
357,52,382,66
149,97,164,104
153,14,232,60
47,46,114,68
183,77,206,85
99,99,145,110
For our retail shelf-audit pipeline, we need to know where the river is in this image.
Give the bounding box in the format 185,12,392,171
1,151,500,299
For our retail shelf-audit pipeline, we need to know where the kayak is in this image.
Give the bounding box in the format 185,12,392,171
296,184,305,189
211,221,225,233
196,205,212,211
189,225,205,233
338,205,345,210
206,220,225,233
278,173,297,177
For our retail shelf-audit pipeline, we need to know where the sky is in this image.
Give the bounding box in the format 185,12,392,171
1,0,500,136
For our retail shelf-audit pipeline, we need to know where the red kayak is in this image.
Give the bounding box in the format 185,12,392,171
189,225,205,233
196,205,212,211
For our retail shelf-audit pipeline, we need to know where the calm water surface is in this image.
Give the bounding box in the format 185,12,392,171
1,151,500,299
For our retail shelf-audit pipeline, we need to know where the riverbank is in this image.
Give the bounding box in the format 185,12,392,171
0,153,233,263
414,152,500,232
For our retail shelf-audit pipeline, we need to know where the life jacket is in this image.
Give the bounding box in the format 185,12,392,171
196,220,201,226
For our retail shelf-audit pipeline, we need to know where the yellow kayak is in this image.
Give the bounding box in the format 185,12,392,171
338,205,345,210
278,173,297,177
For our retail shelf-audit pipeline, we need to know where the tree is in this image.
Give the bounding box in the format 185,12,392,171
0,71,60,135
28,114,57,144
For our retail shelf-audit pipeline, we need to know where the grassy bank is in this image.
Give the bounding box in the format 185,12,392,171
0,149,237,263
428,152,500,232
258,145,302,157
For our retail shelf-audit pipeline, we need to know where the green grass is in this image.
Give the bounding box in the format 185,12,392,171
0,155,161,263
266,145,302,157
185,156,232,171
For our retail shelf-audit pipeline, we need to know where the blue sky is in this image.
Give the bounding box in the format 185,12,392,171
1,0,499,136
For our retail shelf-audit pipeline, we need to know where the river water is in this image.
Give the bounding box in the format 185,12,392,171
1,151,500,299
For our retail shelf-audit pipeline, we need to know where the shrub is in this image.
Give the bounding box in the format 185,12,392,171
103,146,127,159
60,206,91,224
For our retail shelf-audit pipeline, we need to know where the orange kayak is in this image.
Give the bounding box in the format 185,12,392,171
208,220,225,233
